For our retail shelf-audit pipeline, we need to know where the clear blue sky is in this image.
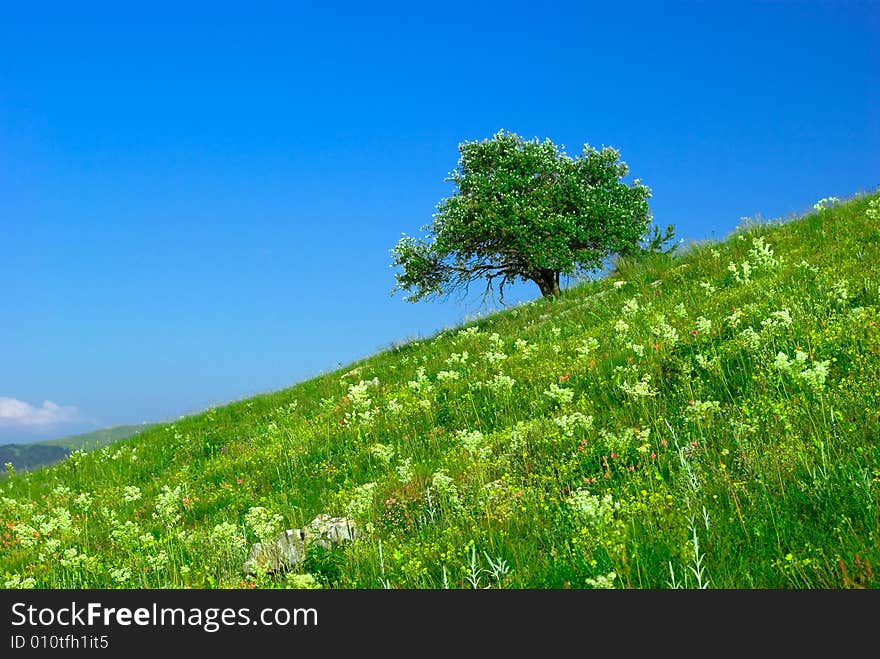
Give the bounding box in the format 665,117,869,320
2,1,877,442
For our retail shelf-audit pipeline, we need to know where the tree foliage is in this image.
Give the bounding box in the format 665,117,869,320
391,130,674,301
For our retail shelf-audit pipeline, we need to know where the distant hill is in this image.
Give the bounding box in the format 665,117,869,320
35,424,155,450
0,423,155,475
0,443,68,475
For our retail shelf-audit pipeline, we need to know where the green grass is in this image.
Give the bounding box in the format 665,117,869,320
2,191,879,589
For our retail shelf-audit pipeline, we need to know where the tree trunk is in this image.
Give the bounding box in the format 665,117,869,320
534,269,561,298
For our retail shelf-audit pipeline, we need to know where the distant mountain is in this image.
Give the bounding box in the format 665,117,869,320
0,443,68,474
0,423,155,475
35,423,156,450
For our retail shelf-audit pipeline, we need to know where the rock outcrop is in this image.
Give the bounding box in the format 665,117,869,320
304,514,361,550
243,515,360,575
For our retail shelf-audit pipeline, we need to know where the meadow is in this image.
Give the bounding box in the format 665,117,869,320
2,192,879,589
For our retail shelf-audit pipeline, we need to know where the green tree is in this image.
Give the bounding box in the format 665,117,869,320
391,130,673,301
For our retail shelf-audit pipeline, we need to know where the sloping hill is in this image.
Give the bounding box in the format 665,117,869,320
2,192,878,589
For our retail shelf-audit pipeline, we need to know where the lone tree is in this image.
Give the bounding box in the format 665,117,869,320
391,129,673,301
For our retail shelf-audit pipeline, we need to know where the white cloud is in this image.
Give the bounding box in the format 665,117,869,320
0,397,79,427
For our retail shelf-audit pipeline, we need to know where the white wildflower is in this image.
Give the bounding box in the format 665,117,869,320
650,315,679,344
828,280,848,307
347,380,373,412
345,482,378,522
567,489,619,529
457,326,481,340
431,470,461,509
773,351,793,372
797,360,831,393
619,373,658,397
795,260,819,275
761,308,793,330
488,333,506,350
109,567,132,585
585,572,618,589
370,443,395,465
483,350,508,365
407,367,432,395
485,373,516,392
813,196,840,211
457,429,490,460
153,485,183,526
395,458,413,483
622,297,640,316
576,337,600,358
210,521,247,555
244,506,284,542
445,351,470,366
4,574,37,589
544,383,575,406
694,353,717,370
749,236,778,268
554,413,594,437
73,492,93,509
685,400,721,420
728,261,752,284
13,523,39,549
695,316,712,334
725,308,743,327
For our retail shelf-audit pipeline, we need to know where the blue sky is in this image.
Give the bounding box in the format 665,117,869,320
1,1,877,442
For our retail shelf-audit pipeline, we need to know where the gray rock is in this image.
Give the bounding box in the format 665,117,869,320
243,515,361,574
304,514,361,550
244,528,305,574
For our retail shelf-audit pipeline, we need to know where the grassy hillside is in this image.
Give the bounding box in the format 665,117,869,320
2,192,879,589
1,424,155,476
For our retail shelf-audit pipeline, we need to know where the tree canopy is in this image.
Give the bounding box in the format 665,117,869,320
391,130,673,301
